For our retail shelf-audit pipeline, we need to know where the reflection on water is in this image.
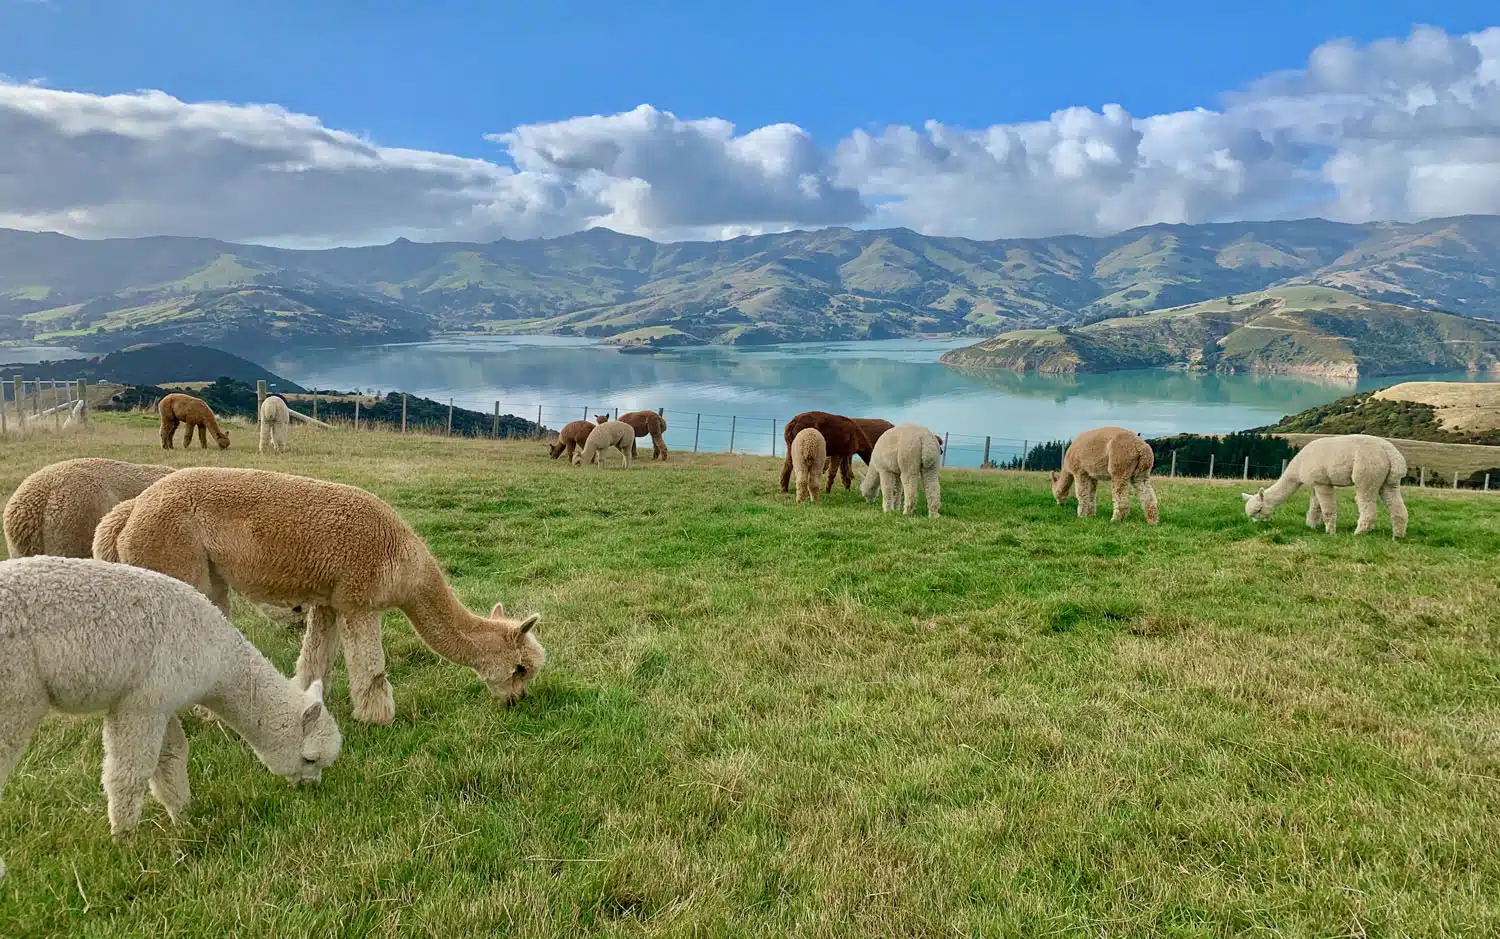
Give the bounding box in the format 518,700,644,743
267,337,1486,464
0,345,84,364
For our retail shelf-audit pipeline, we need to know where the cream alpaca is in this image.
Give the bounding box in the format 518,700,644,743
860,423,943,517
93,467,545,725
790,428,828,504
0,556,340,876
1051,426,1159,524
575,420,635,469
4,458,175,559
1243,434,1408,537
258,395,291,454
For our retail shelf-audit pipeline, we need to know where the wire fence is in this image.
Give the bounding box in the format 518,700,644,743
0,377,90,438
285,387,1500,494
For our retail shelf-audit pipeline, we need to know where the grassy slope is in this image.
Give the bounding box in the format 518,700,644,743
3,417,1500,936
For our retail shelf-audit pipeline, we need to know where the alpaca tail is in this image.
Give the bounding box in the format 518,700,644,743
92,498,136,563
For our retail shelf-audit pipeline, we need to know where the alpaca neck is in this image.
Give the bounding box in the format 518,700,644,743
396,560,489,669
1260,472,1302,511
202,639,304,753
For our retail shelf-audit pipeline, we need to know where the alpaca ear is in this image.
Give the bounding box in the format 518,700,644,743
1240,492,1254,502
301,699,324,732
307,679,325,702
519,613,540,635
491,601,506,618
1258,488,1266,497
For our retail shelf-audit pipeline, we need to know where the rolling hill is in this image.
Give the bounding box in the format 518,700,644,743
5,215,1500,352
939,287,1500,379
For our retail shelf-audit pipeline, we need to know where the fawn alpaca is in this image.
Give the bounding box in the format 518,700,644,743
1051,426,1159,524
1243,434,1408,537
0,557,341,876
159,393,230,450
790,428,828,503
93,467,545,725
4,458,174,558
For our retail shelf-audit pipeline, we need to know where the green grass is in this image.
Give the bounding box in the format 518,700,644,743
4,416,1500,936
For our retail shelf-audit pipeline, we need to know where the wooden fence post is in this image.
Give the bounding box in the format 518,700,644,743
1208,453,1215,480
693,414,701,452
982,435,991,468
613,407,619,421
447,399,454,435
1281,458,1288,475
1420,467,1426,487
728,416,737,454
257,380,267,411
311,392,318,422
1485,472,1491,492
401,394,408,434
13,378,23,422
0,381,6,436
354,398,360,431
1171,451,1178,478
942,432,949,467
536,405,543,433
1453,471,1460,489
76,380,88,424
493,402,500,438
771,419,777,457
1243,456,1250,480
30,379,39,416
582,406,589,422
52,379,61,430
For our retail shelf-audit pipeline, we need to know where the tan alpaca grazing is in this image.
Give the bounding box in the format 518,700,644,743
575,420,635,469
159,393,230,450
1243,434,1408,537
790,428,828,504
4,458,175,558
549,420,596,460
1051,426,1159,525
92,467,546,725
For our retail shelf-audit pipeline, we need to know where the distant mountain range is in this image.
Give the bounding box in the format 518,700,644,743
940,286,1500,379
4,215,1500,353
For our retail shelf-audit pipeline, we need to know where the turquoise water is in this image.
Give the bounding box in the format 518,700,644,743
265,336,1487,466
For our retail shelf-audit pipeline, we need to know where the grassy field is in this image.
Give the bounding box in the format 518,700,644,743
3,415,1500,937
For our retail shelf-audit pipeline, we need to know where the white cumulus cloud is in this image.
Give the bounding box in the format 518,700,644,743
1,25,1499,245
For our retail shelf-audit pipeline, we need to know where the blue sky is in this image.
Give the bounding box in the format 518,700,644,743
2,2,1499,244
5,0,1494,158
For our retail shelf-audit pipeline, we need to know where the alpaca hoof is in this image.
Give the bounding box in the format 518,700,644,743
354,677,396,725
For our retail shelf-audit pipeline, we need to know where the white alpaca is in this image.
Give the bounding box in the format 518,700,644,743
574,420,634,469
0,557,342,876
860,423,943,517
1242,434,1409,537
259,395,291,454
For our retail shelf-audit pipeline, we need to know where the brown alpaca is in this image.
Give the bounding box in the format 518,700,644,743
1051,426,1159,524
778,411,872,494
836,418,895,484
4,458,175,558
91,467,545,725
549,420,596,460
790,428,828,504
615,410,670,460
158,393,230,450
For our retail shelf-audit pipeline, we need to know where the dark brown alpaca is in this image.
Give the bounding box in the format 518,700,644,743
838,418,895,483
158,393,230,450
548,421,596,460
778,411,871,493
595,411,669,461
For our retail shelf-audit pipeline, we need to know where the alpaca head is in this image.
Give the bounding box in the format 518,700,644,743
471,603,546,706
548,440,566,459
214,431,231,450
1242,489,1272,521
1050,471,1067,504
595,414,610,425
253,679,342,786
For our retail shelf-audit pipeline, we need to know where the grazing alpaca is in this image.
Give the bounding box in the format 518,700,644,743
0,556,340,876
4,458,175,559
615,410,670,461
575,420,635,469
1051,426,1159,525
790,428,828,504
548,420,596,460
1243,434,1408,537
860,423,943,517
836,417,895,482
779,411,872,494
92,467,545,725
158,393,229,450
258,395,291,454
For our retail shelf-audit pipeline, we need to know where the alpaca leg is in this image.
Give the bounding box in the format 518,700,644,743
342,611,394,726
652,431,668,461
101,711,170,837
294,605,342,692
160,418,177,449
879,470,899,512
923,468,942,518
148,716,190,823
779,453,794,492
1314,485,1337,534
276,422,288,452
196,424,208,449
622,443,632,470
1110,475,1131,522
901,470,921,516
1354,486,1380,536
824,457,839,494
1380,484,1408,539
1136,479,1159,525
1305,496,1323,530
0,698,46,877
1076,477,1098,517
841,456,854,490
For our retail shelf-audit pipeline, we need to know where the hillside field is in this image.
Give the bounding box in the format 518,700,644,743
3,416,1500,937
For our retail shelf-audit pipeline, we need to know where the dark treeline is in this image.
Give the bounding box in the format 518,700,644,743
1002,432,1298,477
